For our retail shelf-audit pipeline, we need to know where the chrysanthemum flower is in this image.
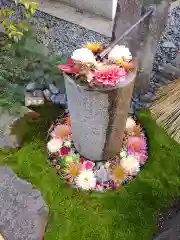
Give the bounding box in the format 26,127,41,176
76,170,96,190
127,136,147,153
71,48,97,64
84,42,102,53
125,117,136,134
108,45,132,62
94,66,127,86
121,155,140,175
47,138,62,153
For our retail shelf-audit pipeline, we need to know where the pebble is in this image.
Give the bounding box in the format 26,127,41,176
162,41,176,48
26,82,44,92
48,83,59,94
140,92,156,103
32,90,44,97
43,89,52,100
50,93,67,106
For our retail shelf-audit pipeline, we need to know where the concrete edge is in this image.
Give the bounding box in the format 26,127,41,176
36,0,113,37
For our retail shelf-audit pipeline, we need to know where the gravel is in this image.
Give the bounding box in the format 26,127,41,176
0,1,180,111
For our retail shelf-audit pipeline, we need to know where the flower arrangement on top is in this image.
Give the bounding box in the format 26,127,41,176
58,43,136,88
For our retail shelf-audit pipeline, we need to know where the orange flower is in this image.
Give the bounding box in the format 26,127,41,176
116,60,136,71
111,164,126,182
64,162,82,183
65,116,71,125
133,124,142,137
84,42,102,53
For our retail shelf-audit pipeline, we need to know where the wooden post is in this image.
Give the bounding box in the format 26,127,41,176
112,0,144,56
112,0,172,95
134,0,172,94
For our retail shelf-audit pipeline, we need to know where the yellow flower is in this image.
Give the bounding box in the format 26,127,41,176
64,162,82,183
111,164,125,182
84,42,102,53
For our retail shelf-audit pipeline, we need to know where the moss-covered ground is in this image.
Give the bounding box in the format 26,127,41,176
0,107,180,240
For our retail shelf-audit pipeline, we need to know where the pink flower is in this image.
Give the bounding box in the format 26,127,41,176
54,124,71,140
94,66,127,86
134,152,148,164
82,160,95,170
60,146,71,156
127,136,147,154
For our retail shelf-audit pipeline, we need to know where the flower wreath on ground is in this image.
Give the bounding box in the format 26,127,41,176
57,43,136,88
46,112,148,192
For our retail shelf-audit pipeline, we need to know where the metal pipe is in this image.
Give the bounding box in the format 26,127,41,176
96,8,154,60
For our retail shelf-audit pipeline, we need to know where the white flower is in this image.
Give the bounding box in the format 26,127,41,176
126,117,136,133
63,140,72,148
47,138,62,153
121,155,140,176
76,170,96,190
108,45,132,62
120,150,127,158
71,48,96,64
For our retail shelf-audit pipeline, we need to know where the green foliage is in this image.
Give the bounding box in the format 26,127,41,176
0,0,39,42
0,30,65,115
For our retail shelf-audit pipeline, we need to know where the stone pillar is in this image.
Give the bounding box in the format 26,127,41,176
134,0,172,94
64,71,136,161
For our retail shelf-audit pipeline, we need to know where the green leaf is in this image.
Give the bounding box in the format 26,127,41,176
30,7,36,15
2,19,7,25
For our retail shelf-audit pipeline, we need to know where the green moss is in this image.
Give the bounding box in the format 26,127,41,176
0,109,180,240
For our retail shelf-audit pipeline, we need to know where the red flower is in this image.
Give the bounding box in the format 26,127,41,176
82,160,95,170
60,146,71,156
67,58,73,64
94,66,127,86
57,64,81,74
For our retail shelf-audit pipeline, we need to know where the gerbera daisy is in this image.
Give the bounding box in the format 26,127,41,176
76,170,96,190
111,164,126,182
54,124,71,140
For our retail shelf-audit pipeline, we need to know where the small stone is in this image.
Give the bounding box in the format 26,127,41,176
48,83,59,94
140,92,156,102
43,89,52,100
162,41,176,48
50,93,67,106
26,82,43,92
32,90,43,97
25,92,44,106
